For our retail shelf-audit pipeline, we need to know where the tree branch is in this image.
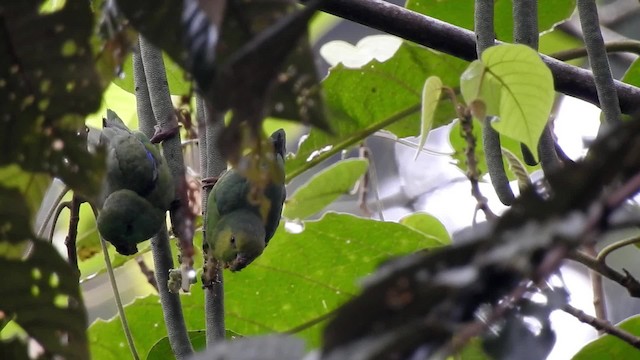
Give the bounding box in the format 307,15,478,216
563,303,640,349
198,95,227,344
309,0,640,114
577,0,622,124
567,250,640,298
551,40,640,62
135,36,194,359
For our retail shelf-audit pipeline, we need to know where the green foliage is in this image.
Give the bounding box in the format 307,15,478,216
146,330,241,359
0,240,89,359
573,315,640,360
622,59,640,88
460,44,555,162
405,0,576,43
284,159,369,220
89,212,448,358
287,36,468,180
416,76,443,159
399,212,451,245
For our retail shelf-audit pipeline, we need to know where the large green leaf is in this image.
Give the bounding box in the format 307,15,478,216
287,37,467,180
0,167,51,222
146,330,241,359
460,44,554,162
572,315,640,360
283,159,369,220
89,213,446,358
405,0,576,43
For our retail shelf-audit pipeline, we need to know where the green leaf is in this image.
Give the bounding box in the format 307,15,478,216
0,166,51,218
0,240,89,359
287,37,467,180
283,159,369,220
89,213,444,358
460,44,554,162
622,58,640,88
572,315,640,360
405,0,576,43
415,76,443,160
399,212,451,245
146,330,241,360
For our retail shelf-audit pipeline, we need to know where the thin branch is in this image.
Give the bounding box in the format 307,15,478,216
47,201,70,243
577,0,622,124
563,303,640,349
136,35,194,359
136,256,159,292
567,250,640,298
585,244,607,324
36,184,69,238
92,206,140,360
310,0,640,114
597,234,640,264
458,109,496,221
64,195,82,272
198,95,227,344
551,40,640,61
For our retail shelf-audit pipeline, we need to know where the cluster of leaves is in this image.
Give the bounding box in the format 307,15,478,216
5,0,640,359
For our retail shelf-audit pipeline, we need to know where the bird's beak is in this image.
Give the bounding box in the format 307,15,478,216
229,253,250,272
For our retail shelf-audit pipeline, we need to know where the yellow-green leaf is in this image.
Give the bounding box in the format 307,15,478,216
415,76,443,160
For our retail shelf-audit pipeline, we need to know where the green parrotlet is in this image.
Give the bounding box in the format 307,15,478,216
97,109,174,255
206,129,287,271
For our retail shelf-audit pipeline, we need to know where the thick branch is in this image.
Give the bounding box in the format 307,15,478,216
310,0,640,114
577,0,622,124
135,36,194,359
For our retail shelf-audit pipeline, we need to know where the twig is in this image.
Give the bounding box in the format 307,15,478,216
37,185,70,238
47,201,70,243
459,111,496,221
357,144,372,217
136,256,159,292
551,40,640,62
577,0,622,124
585,243,608,325
568,251,640,298
198,95,227,344
563,303,640,349
65,195,83,272
309,0,640,114
597,235,640,264
136,35,194,359
92,205,140,360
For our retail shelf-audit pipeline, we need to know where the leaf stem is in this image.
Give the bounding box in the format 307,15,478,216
597,234,640,264
93,205,140,360
286,104,421,182
577,0,622,124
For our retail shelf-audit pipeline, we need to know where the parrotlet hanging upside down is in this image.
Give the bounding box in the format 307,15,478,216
205,129,287,271
97,109,174,255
